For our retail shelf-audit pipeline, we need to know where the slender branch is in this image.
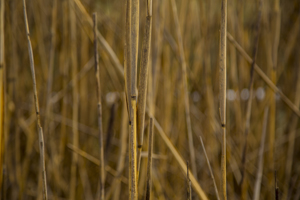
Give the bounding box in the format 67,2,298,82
22,0,48,199
145,118,154,200
93,13,105,200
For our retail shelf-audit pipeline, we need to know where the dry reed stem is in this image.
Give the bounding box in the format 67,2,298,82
284,55,300,197
0,0,4,190
67,144,128,184
153,118,208,200
187,162,192,200
44,0,57,135
129,99,138,200
219,0,227,199
253,107,269,200
69,0,79,199
227,32,300,117
199,136,220,200
170,0,197,180
125,0,132,118
73,0,124,76
93,13,105,200
22,0,48,199
113,95,128,200
240,0,262,192
145,118,153,200
137,0,152,178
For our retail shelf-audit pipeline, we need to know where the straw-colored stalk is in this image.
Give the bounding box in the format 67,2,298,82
112,94,128,200
145,118,154,200
93,13,105,200
219,0,227,199
187,162,192,200
153,118,208,200
240,1,262,194
199,136,220,200
253,107,269,200
170,0,197,180
268,0,280,194
0,0,4,190
128,0,139,198
44,0,57,134
137,0,153,178
22,0,48,199
69,0,79,198
227,33,300,117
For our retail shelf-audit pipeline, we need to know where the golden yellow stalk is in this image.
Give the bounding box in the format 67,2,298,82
93,13,105,200
219,0,227,199
22,0,48,199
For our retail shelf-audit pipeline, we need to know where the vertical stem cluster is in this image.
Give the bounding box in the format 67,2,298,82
93,13,105,200
219,0,227,199
22,0,48,199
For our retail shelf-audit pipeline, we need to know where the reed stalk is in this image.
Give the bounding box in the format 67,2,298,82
170,0,197,180
22,0,48,199
145,118,154,200
137,0,153,178
0,0,4,191
93,13,105,200
253,107,269,200
219,0,227,199
69,0,79,198
240,1,262,195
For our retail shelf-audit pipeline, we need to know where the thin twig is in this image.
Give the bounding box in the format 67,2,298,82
22,0,48,199
145,118,154,200
199,136,220,200
253,107,269,200
93,13,105,200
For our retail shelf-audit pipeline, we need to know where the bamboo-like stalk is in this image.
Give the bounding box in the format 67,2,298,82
145,118,154,200
137,0,153,178
153,118,208,200
93,13,105,200
0,0,4,191
219,0,227,199
128,0,139,198
199,136,220,200
69,0,79,198
22,0,48,199
227,32,300,118
240,0,262,192
253,107,269,200
170,0,197,180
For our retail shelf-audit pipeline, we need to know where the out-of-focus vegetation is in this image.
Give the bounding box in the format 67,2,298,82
0,0,300,199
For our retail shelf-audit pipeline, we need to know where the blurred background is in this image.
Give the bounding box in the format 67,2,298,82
0,0,300,199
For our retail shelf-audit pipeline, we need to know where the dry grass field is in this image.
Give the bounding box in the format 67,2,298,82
0,0,300,199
